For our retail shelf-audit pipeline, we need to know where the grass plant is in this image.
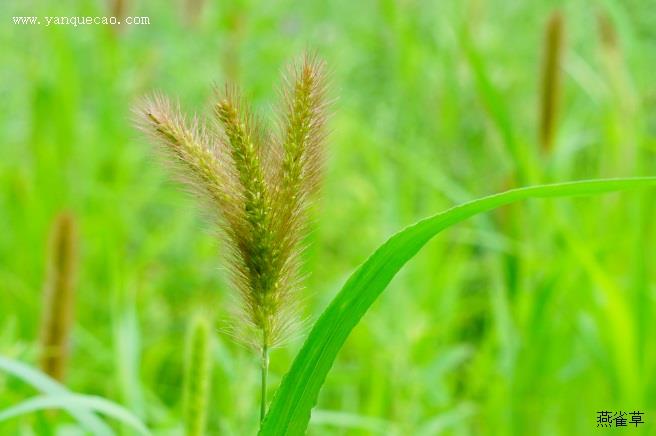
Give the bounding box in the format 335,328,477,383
138,55,328,423
2,1,656,434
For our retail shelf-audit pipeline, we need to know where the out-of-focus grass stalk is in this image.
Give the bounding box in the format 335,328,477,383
596,10,638,175
221,6,244,83
183,315,212,436
38,212,78,382
184,0,205,26
109,0,125,20
596,11,637,113
108,0,126,35
538,10,565,155
597,10,648,399
459,19,537,186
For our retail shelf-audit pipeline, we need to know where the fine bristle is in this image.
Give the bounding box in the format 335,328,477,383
539,10,565,154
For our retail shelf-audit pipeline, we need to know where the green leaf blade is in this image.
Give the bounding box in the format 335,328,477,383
0,356,114,436
260,178,656,435
0,394,151,436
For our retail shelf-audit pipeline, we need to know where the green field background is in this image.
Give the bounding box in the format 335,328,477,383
1,0,656,434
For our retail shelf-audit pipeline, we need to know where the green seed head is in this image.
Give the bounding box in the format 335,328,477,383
183,315,212,436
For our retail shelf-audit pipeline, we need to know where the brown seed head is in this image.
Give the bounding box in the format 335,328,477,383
539,10,565,154
39,212,78,382
597,11,619,52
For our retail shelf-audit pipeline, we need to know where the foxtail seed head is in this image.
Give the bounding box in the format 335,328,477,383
39,212,78,382
539,10,565,154
597,11,618,52
137,55,329,351
183,315,212,436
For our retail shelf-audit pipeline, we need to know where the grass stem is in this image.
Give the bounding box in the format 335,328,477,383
260,344,269,423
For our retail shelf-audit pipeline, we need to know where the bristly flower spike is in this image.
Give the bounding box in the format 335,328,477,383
136,54,329,421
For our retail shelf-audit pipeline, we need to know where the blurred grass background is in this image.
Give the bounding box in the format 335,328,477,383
1,0,656,434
